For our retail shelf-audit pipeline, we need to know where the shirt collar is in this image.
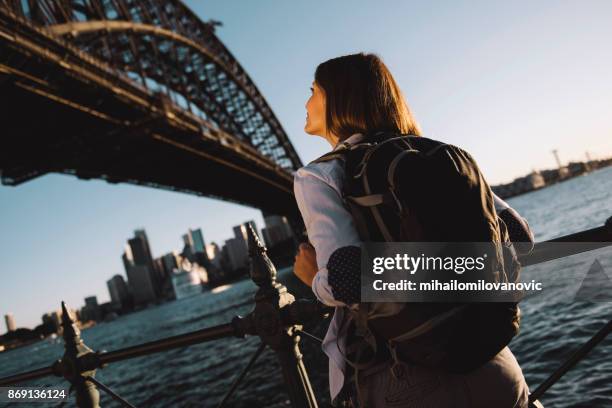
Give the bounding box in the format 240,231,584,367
332,133,365,151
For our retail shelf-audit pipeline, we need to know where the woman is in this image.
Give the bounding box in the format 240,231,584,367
293,53,532,407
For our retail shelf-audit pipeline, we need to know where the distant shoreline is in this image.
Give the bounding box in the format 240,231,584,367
493,163,612,200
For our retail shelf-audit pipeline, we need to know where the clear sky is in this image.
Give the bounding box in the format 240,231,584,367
1,0,611,330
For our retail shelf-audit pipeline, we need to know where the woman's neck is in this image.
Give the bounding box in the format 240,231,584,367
324,133,340,148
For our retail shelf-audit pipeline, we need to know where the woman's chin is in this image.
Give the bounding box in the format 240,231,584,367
304,124,323,137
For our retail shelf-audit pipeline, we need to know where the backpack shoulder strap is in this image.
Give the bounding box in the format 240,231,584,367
311,150,347,164
311,141,376,164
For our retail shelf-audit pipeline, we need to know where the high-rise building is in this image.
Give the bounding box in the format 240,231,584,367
181,240,194,262
85,296,98,308
233,225,246,242
225,220,261,273
233,220,259,243
264,215,293,239
122,244,134,272
261,226,285,249
190,228,206,253
206,243,222,269
129,233,154,269
182,232,193,249
183,228,209,265
107,274,131,311
81,296,101,322
261,216,294,249
153,251,182,300
224,237,249,272
204,242,225,284
126,229,161,298
126,265,157,306
41,313,57,332
4,313,16,332
134,230,145,239
153,257,165,281
50,311,61,331
161,251,180,275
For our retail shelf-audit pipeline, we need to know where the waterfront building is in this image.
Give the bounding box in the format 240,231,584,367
127,229,163,297
205,243,222,269
224,237,249,272
203,242,223,284
233,220,259,243
107,274,131,311
264,215,293,239
98,302,115,321
204,242,225,284
154,251,182,300
161,251,181,276
41,313,57,329
126,265,157,306
171,259,207,300
183,228,209,266
568,162,590,177
85,296,98,309
129,231,154,269
189,228,206,253
50,311,61,331
122,244,134,272
261,214,293,249
153,257,166,285
514,170,546,191
181,234,195,261
81,296,101,322
41,313,56,330
4,313,16,332
79,305,88,323
228,220,260,270
530,170,546,188
492,170,546,198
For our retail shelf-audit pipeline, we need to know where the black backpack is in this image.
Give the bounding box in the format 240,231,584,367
313,132,521,373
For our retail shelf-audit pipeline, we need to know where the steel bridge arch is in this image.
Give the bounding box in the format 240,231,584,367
45,20,282,162
0,0,306,225
2,0,303,172
46,20,231,76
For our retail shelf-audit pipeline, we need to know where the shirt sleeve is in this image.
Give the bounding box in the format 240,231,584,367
493,193,535,254
294,166,362,307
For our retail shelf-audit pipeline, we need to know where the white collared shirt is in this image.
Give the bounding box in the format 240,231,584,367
293,133,365,400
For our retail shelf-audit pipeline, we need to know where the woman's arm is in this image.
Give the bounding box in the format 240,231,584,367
294,166,362,307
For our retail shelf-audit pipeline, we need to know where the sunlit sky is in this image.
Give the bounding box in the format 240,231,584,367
1,0,611,329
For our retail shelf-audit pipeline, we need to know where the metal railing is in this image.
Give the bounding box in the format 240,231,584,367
1,217,611,408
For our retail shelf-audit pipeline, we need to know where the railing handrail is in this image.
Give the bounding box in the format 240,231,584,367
528,318,612,404
519,216,612,266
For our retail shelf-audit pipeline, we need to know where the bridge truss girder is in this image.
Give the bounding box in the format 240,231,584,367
0,7,302,222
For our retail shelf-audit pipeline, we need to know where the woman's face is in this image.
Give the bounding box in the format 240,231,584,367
304,82,326,137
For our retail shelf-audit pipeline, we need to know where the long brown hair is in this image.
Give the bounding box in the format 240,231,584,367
315,53,421,141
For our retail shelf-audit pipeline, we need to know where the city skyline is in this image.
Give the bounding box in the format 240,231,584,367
2,0,612,329
0,214,291,331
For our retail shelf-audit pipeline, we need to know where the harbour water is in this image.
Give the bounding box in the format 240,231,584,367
1,167,611,407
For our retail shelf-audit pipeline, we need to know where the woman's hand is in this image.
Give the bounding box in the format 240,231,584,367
293,242,318,287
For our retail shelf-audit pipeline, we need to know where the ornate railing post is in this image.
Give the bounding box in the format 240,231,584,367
51,301,100,407
246,224,318,408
